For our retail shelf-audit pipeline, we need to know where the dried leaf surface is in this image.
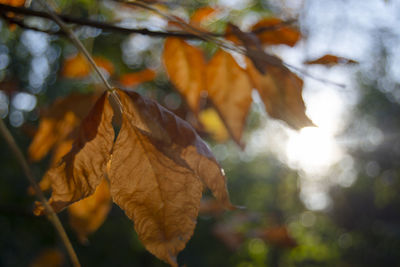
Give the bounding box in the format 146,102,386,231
206,50,253,146
35,92,114,214
68,178,112,243
109,112,202,266
251,18,300,47
246,59,313,129
115,90,232,208
163,38,206,113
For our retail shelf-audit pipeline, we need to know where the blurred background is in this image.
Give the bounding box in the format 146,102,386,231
1,0,400,266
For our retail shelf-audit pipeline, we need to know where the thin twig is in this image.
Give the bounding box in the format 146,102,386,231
0,3,208,39
36,0,113,91
0,13,61,35
0,118,81,267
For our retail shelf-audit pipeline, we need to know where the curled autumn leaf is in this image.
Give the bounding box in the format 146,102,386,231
163,38,206,114
251,18,301,47
114,89,233,209
246,58,314,129
206,50,253,147
34,92,114,214
35,88,232,266
304,54,358,66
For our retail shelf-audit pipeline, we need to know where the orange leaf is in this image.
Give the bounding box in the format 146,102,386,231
190,7,217,26
251,18,300,47
255,226,297,248
28,93,97,162
0,0,25,6
206,50,253,147
119,69,156,88
304,54,358,66
29,248,64,267
163,38,206,113
94,57,115,75
68,178,112,243
62,54,114,78
62,54,90,78
34,92,115,214
246,58,314,129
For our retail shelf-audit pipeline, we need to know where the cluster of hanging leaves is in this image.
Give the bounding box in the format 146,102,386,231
163,10,314,147
21,3,358,266
31,88,233,266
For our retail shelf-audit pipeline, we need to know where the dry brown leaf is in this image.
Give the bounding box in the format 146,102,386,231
109,113,202,267
163,38,206,114
119,69,156,88
28,93,97,162
34,92,114,214
68,178,111,243
34,88,232,265
29,248,64,267
246,58,314,129
304,54,358,66
251,18,300,47
115,89,233,209
206,50,253,147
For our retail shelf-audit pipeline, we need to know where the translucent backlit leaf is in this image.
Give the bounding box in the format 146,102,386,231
251,18,300,47
206,50,253,147
163,38,206,113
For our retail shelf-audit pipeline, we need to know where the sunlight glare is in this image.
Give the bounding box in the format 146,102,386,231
286,127,341,174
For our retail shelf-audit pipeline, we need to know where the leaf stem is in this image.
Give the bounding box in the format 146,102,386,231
0,118,81,267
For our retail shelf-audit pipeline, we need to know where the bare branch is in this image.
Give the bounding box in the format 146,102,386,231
0,118,81,267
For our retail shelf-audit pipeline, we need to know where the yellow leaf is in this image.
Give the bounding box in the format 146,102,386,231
199,108,229,142
163,38,206,113
206,50,253,147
